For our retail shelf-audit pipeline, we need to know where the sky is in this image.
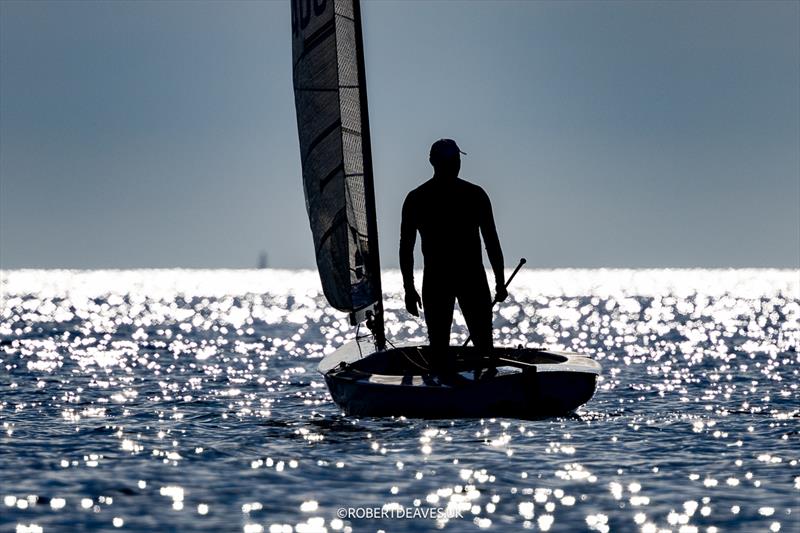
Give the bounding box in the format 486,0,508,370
1,0,798,269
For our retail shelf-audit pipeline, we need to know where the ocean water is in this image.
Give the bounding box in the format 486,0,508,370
0,268,797,533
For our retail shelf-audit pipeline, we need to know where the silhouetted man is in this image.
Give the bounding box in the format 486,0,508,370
400,139,507,372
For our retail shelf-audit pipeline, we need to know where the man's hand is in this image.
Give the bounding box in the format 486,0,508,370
404,287,422,317
494,283,508,303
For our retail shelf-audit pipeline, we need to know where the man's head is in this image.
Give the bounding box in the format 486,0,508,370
429,139,465,177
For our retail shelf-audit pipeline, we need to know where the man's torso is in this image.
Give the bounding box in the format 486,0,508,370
406,177,487,279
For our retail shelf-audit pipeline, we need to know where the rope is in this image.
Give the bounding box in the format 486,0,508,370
384,337,432,373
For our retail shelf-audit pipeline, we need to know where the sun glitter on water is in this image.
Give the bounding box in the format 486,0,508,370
0,268,797,532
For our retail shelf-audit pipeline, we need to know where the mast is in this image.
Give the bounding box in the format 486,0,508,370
352,0,385,350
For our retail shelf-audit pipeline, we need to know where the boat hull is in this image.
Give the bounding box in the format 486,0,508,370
319,339,601,419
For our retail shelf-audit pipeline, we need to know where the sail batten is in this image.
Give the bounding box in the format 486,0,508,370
291,0,384,334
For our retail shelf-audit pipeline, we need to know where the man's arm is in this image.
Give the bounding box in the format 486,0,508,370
399,193,417,288
479,189,506,300
399,193,422,315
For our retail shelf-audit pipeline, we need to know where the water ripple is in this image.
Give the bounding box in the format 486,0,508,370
1,269,797,532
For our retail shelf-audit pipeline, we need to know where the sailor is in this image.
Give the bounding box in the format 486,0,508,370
399,139,507,374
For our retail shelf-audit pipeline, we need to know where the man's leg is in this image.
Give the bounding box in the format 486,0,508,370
457,276,493,356
422,275,456,374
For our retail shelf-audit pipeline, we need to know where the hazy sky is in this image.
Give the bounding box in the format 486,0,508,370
1,0,798,269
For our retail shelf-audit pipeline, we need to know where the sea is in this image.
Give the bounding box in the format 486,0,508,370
0,269,797,533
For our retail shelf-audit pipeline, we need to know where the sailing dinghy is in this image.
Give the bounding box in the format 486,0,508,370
291,0,600,418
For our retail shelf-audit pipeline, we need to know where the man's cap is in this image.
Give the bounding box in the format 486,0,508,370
429,139,466,162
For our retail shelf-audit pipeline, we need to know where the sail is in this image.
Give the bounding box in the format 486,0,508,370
291,0,382,317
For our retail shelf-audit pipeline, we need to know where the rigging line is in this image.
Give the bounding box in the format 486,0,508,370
384,337,431,373
355,322,364,360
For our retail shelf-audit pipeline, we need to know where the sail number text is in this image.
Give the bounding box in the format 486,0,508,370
291,0,328,36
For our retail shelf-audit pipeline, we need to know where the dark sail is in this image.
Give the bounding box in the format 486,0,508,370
291,0,383,325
